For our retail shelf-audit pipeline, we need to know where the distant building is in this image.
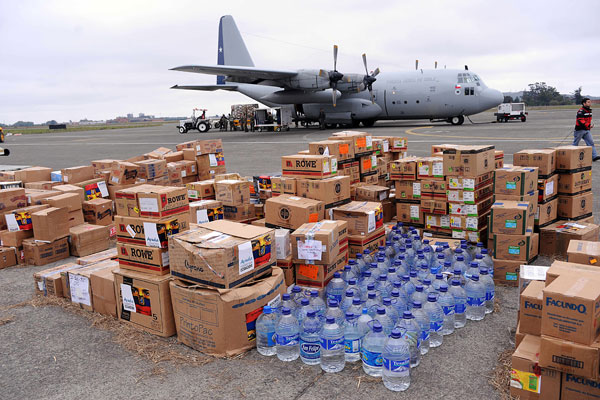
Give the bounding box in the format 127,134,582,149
127,113,133,119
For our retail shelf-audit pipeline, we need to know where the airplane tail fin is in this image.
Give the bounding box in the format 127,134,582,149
217,15,254,84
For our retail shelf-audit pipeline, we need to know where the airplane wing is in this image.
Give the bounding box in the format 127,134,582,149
170,84,239,91
170,65,297,81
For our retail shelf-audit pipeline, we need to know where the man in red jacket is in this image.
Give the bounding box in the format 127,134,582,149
573,97,600,161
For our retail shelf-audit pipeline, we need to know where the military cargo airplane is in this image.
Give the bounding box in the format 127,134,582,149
171,15,503,127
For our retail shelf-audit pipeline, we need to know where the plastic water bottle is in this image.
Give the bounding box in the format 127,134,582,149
382,328,411,392
325,299,345,325
309,290,326,321
326,272,346,304
346,278,361,299
256,306,277,356
340,290,355,313
461,242,473,264
432,273,445,293
411,300,430,355
377,256,389,274
402,274,416,299
387,267,399,285
359,270,375,296
376,274,393,299
480,268,495,314
343,312,361,362
357,307,373,337
424,294,444,348
341,264,358,284
422,239,433,256
449,279,467,328
465,261,480,282
442,260,454,276
369,262,381,280
409,270,420,288
295,298,312,326
390,288,409,315
387,226,397,242
453,256,468,279
438,284,455,336
348,259,362,278
320,316,345,372
442,242,453,263
348,297,363,318
396,311,421,368
367,282,382,303
392,236,403,255
290,285,306,308
430,254,445,275
363,249,375,266
299,310,321,365
356,253,368,274
417,261,429,282
393,258,407,278
275,307,300,361
473,242,484,257
365,292,380,318
453,248,465,265
375,306,395,336
465,274,485,321
382,297,400,324
412,235,423,252
424,278,439,300
281,293,297,315
385,241,395,259
410,285,427,308
361,321,386,377
404,243,416,267
480,248,494,275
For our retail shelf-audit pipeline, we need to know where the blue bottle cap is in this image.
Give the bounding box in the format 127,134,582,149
383,298,392,306
439,284,449,292
372,322,383,332
402,275,410,281
348,278,357,285
451,279,461,286
481,248,488,254
356,253,363,259
456,248,463,253
390,328,403,339
344,265,351,271
427,294,437,302
377,256,385,262
326,316,335,324
363,270,372,277
282,293,291,301
368,292,377,299
345,311,354,320
349,259,357,265
476,254,483,260
281,307,291,315
423,278,432,285
367,283,376,291
292,286,301,293
370,263,378,268
470,262,479,268
345,290,354,297
416,285,424,292
436,273,443,279
457,255,464,261
410,270,417,277
263,306,272,314
333,271,341,278
480,268,489,275
413,301,422,309
301,298,310,306
376,306,386,315
402,311,413,319
328,299,339,307
471,274,480,282
379,274,388,281
353,297,362,305
477,242,484,247
311,290,319,297
307,310,316,318
391,289,400,297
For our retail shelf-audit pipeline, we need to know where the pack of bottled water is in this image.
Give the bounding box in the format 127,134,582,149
256,222,494,392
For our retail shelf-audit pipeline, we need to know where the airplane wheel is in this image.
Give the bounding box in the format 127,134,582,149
450,116,464,125
325,123,337,129
361,119,376,128
178,127,186,134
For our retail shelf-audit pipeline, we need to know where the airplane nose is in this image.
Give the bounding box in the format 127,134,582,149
481,88,504,109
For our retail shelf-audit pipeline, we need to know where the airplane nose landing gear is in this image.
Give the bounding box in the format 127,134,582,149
448,115,465,125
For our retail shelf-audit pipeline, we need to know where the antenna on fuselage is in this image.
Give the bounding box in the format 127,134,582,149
465,65,469,70
415,60,419,70
435,61,438,69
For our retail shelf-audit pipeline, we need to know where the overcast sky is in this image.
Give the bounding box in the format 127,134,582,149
1,0,599,124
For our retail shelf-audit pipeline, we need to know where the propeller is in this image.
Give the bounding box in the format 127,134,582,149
361,53,379,104
318,45,344,107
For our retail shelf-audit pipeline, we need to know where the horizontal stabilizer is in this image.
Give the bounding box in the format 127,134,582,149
170,84,238,91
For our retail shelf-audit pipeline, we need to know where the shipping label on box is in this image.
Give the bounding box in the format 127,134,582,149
389,157,418,180
291,220,348,265
295,250,347,288
448,196,494,217
186,180,215,200
443,145,495,177
137,186,189,218
308,140,354,161
190,200,223,224
447,184,493,204
568,241,600,266
394,180,421,201
540,335,600,380
538,174,558,202
417,157,444,180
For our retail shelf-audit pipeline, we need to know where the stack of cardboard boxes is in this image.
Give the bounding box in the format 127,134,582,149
215,173,255,222
177,139,226,181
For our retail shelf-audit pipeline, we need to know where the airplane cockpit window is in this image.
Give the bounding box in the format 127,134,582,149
457,75,464,83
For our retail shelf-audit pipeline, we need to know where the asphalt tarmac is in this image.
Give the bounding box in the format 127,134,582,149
1,109,597,400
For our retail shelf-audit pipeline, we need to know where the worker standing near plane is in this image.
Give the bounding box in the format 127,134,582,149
573,98,600,161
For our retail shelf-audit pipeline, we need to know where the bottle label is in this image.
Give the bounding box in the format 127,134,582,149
300,339,320,359
344,338,360,354
467,296,484,306
420,330,430,342
403,331,421,348
361,348,383,367
276,333,299,346
430,320,443,332
442,305,455,316
455,303,466,314
321,336,344,350
265,331,276,346
486,291,495,302
383,357,410,376
327,294,343,304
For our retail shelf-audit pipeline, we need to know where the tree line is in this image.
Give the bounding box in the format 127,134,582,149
504,83,587,106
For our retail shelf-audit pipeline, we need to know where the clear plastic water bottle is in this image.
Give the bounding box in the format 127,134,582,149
295,298,312,326
473,242,484,257
442,260,454,276
409,270,420,288
309,290,326,322
465,261,480,282
348,259,362,278
374,306,395,336
385,241,395,259
460,242,473,264
340,290,355,313
417,261,429,282
432,273,445,293
275,307,300,361
390,288,409,315
422,239,433,256
359,270,375,296
430,253,445,275
346,278,361,299
449,279,467,328
402,274,416,299
424,278,439,300
369,262,381,280
256,306,277,356
424,294,444,348
382,298,400,325
341,264,358,284
367,282,381,302
291,285,306,308
404,243,416,267
357,307,373,337
387,226,397,242
343,312,361,362
325,299,345,325
393,258,407,278
453,256,468,279
412,235,423,252
411,301,430,356
392,236,403,255
377,256,389,274
299,310,321,365
442,242,453,263
387,267,399,285
348,297,363,318
480,267,495,314
356,253,368,274
396,311,421,368
410,285,427,308
376,274,393,299
320,316,345,372
365,291,380,318
361,321,386,377
326,272,346,304
363,249,375,266
480,248,494,275
382,328,411,392
465,274,486,321
438,284,455,336
282,293,297,314
453,247,465,265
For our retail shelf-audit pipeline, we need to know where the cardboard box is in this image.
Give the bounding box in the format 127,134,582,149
491,201,535,235
281,154,337,179
348,226,385,258
542,274,600,345
75,178,109,201
170,267,286,357
358,154,378,176
538,173,558,202
442,145,495,177
68,260,118,312
536,198,558,227
394,180,422,201
4,204,49,231
328,131,373,156
389,157,418,180
568,241,600,266
447,172,494,191
558,191,593,220
163,151,183,163
0,171,16,181
31,207,69,242
114,185,147,217
117,242,170,275
92,159,120,173
114,213,190,248
420,200,447,215
61,166,94,184
14,167,52,183
0,188,27,211
176,139,223,155
215,179,250,206
265,195,325,230
513,149,557,177
271,177,296,196
114,268,175,337
495,191,538,219
186,180,215,200
67,209,85,228
291,220,348,265
277,255,295,286
337,160,360,185
540,335,600,380
295,250,347,288
275,228,290,260
354,184,389,202
144,146,172,159
332,201,383,236
0,247,17,269
135,159,167,180
25,188,61,205
82,198,113,226
519,280,544,336
396,201,424,225
555,145,593,171
168,220,276,289
515,322,525,348
296,176,351,208
189,199,223,224
90,263,119,317
510,334,562,400
546,261,600,286
448,196,495,216
108,161,139,185
0,229,32,247
425,214,451,230
540,221,599,258
361,173,378,185
562,373,600,400
23,237,70,266
54,184,85,202
33,262,83,297
447,184,493,204
69,224,110,257
558,170,593,194
494,166,538,195
417,157,444,180
420,179,447,200
77,247,117,265
223,204,256,221
308,139,354,161
24,181,60,190
42,192,81,212
136,186,189,219
449,212,489,232
493,258,522,284
493,232,539,261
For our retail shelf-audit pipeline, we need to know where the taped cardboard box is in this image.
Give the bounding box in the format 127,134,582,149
540,335,600,380
26,189,61,205
92,159,121,174
337,160,360,185
33,262,83,297
308,139,354,161
425,214,451,230
291,220,348,265
493,258,522,285
68,260,118,312
0,188,27,211
332,201,383,236
442,145,495,177
535,198,558,228
513,149,556,176
558,191,593,220
542,274,600,345
568,241,600,266
558,169,593,194
495,191,538,219
23,237,70,266
163,151,184,163
354,184,389,202
537,173,558,202
358,154,378,176
24,181,60,190
277,255,294,286
32,207,70,242
135,159,167,180
42,192,81,212
540,221,599,258
295,250,347,289
417,157,444,180
545,261,600,286
348,226,386,258
265,194,324,230
562,373,600,400
69,224,110,257
296,176,351,209
14,167,52,183
75,178,109,201
449,212,489,232
90,262,119,317
0,247,17,269
114,213,190,248
493,232,538,261
82,198,113,226
0,171,16,181
448,196,495,217
451,226,488,243
114,268,175,337
447,184,493,204
328,131,373,156
108,161,139,185
144,147,172,160
389,157,418,180
494,166,538,195
510,334,561,400
54,184,85,202
420,200,448,215
77,247,117,265
281,154,337,179
396,201,424,225
114,184,150,217
61,166,94,184
447,172,495,191
176,139,223,155
421,179,447,200
223,204,255,221
186,180,215,200
394,180,422,201
4,204,49,231
490,201,535,235
361,173,378,185
271,176,296,196
555,145,593,171
519,280,544,336
67,209,85,228
1,229,33,247
515,322,525,348
169,220,276,289
136,186,189,219
190,199,223,224
170,267,285,357
215,179,250,206
117,242,169,275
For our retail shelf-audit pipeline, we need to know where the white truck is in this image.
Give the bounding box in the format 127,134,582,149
495,103,528,122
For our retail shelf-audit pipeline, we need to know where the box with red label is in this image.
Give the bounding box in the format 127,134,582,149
447,184,493,204
117,242,170,275
359,154,378,176
308,139,354,161
338,160,360,185
295,250,347,289
291,220,348,265
114,214,190,248
281,154,337,180
137,186,189,219
189,200,224,224
421,179,447,200
4,204,49,231
331,201,383,236
328,131,373,156
75,178,109,201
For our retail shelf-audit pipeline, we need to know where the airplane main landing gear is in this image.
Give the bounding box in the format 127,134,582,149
449,115,464,125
